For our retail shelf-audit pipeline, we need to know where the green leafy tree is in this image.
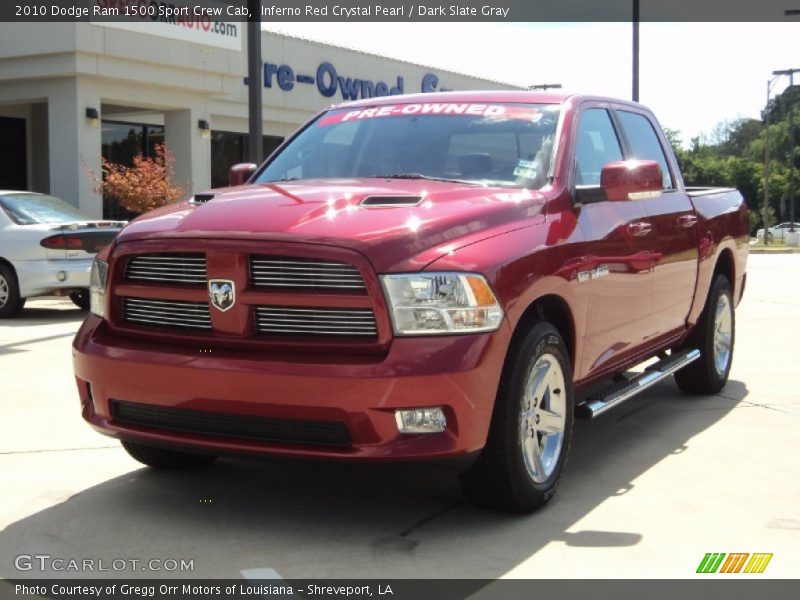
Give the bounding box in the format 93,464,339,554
666,84,799,235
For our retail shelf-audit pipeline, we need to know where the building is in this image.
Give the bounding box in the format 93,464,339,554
0,20,517,219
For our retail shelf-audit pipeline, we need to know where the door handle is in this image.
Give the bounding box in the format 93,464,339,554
678,214,698,228
628,221,653,237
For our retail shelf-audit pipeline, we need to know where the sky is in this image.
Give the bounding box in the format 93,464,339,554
264,22,800,147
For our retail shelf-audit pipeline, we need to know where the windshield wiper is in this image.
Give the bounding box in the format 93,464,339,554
372,173,486,186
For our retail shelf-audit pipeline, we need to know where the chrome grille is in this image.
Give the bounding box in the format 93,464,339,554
123,297,211,331
254,307,377,337
126,253,207,285
250,256,366,291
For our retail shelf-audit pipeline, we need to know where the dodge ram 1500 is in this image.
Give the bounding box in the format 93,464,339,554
73,92,748,512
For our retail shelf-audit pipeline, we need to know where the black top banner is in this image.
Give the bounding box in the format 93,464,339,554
2,0,800,22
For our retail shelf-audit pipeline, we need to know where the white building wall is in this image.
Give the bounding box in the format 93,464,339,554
0,23,520,218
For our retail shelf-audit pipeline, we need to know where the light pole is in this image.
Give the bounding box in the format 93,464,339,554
773,68,799,235
247,0,263,165
764,76,780,245
632,0,640,102
528,84,563,91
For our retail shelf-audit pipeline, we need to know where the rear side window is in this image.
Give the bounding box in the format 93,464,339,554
617,111,674,189
574,109,624,186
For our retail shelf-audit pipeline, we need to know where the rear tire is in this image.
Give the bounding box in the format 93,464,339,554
0,264,25,318
460,322,574,513
675,274,734,395
69,289,90,310
121,440,217,469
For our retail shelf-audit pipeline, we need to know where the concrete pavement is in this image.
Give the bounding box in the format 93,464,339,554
0,255,798,579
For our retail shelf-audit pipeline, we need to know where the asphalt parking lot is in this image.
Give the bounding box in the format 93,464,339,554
0,254,798,580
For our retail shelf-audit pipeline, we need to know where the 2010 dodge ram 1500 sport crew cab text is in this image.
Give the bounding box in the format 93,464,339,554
73,92,748,512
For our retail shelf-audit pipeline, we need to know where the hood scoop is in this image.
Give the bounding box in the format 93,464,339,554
360,195,423,208
190,193,216,205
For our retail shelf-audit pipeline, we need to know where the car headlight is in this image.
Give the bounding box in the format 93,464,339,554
381,273,504,335
89,258,108,319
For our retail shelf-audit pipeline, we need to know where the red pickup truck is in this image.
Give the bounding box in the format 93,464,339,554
73,92,748,512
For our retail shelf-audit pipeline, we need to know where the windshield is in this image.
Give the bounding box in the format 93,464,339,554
256,102,561,189
0,193,86,225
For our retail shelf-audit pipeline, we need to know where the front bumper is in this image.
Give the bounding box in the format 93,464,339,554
16,258,91,298
72,316,510,461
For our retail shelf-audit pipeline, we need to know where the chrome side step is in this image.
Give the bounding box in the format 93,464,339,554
575,348,701,419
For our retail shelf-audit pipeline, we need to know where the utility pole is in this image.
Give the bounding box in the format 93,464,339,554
764,77,779,245
632,0,640,102
773,68,799,233
791,70,797,234
247,0,263,165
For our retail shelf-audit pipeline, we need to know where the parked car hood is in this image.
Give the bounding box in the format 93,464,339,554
115,179,547,271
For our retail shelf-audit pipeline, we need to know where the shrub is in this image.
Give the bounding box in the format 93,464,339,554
90,143,187,213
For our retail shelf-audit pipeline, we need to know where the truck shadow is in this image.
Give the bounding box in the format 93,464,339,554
0,379,747,579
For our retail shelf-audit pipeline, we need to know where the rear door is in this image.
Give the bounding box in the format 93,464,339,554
613,108,698,337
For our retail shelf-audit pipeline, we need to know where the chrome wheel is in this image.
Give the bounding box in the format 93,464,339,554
0,275,8,308
713,293,732,376
519,352,567,484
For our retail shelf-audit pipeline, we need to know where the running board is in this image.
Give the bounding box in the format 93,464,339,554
575,348,701,419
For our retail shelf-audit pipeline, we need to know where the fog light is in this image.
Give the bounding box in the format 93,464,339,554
56,271,67,282
395,408,447,434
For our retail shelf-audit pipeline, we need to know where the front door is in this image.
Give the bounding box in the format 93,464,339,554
573,106,656,378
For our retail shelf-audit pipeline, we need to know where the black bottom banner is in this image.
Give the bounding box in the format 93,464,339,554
2,579,799,600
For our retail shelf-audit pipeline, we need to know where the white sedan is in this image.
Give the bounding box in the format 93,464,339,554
756,221,800,242
0,191,125,318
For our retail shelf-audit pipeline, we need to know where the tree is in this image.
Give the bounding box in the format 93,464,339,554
664,84,800,234
90,143,187,214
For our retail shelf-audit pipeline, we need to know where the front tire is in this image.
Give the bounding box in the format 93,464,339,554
0,264,25,318
675,274,735,395
121,440,217,470
460,322,574,513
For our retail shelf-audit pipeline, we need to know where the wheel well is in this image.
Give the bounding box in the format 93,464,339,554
512,295,575,368
714,248,735,286
0,257,17,279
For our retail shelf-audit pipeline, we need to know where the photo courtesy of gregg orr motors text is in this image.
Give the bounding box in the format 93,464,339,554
14,554,195,573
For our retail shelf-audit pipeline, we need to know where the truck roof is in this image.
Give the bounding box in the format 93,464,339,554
331,90,569,109
330,91,649,112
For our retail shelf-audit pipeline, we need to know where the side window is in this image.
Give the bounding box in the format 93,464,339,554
574,109,624,186
617,111,674,189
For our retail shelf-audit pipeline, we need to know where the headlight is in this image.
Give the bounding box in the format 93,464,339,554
381,273,504,335
89,258,108,319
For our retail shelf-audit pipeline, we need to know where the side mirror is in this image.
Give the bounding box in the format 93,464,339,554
600,160,663,201
228,163,257,187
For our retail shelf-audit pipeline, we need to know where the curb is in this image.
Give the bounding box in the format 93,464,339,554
748,248,800,254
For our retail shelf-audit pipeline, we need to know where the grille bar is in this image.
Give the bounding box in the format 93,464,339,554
250,256,366,291
127,253,207,285
111,400,351,447
254,306,377,337
123,297,211,331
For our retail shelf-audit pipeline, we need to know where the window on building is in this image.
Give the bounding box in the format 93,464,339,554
210,132,284,188
0,117,27,190
101,121,164,220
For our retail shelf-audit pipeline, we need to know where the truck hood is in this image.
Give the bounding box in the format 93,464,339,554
115,179,547,271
